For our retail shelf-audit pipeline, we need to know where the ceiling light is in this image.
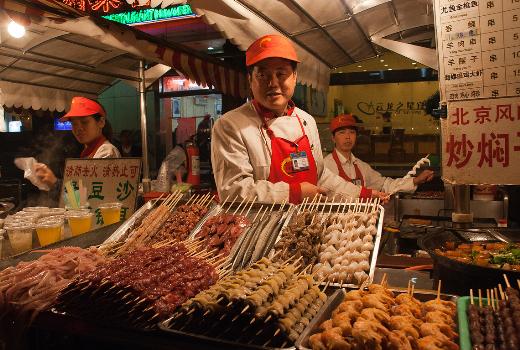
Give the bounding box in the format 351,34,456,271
380,59,384,62
8,20,25,39
208,46,214,50
384,64,388,67
412,62,417,65
388,68,393,70
357,65,362,68
363,70,367,72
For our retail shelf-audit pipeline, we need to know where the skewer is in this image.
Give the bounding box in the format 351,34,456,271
436,280,442,301
233,196,248,216
407,280,411,295
242,196,257,216
380,273,387,287
251,205,264,223
241,305,250,314
184,194,196,206
498,284,505,300
470,289,474,305
494,287,499,305
517,279,520,290
279,199,287,212
410,283,415,298
486,289,490,307
264,314,272,323
503,274,511,288
491,289,495,311
269,201,277,213
478,289,482,308
204,194,216,208
225,195,239,213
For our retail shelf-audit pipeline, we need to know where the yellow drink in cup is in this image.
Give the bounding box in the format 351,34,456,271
67,212,93,236
98,203,122,226
35,219,63,246
6,223,33,254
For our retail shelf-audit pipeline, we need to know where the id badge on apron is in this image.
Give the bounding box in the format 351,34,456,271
290,151,310,172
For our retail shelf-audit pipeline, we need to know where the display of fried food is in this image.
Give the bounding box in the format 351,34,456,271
308,283,458,350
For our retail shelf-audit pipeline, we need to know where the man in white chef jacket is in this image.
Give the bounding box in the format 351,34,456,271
211,34,390,204
324,114,434,194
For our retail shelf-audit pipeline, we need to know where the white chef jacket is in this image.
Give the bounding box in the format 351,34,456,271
323,149,416,194
211,102,366,203
93,141,121,158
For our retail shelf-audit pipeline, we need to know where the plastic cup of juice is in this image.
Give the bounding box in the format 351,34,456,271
5,223,33,254
35,218,63,247
67,211,93,236
98,202,122,226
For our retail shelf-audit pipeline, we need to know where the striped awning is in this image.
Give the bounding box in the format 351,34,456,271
0,0,247,111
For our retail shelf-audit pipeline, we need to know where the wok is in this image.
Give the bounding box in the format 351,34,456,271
418,229,520,295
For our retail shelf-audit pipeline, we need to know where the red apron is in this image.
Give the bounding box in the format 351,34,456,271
258,113,317,185
80,136,107,159
332,149,365,186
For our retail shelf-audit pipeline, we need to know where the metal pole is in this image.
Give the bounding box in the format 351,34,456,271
139,60,151,193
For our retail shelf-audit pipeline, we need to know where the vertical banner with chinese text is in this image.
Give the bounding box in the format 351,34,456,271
443,96,520,183
60,158,142,226
435,0,520,102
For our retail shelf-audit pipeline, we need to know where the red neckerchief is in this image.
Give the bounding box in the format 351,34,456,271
332,149,365,186
80,136,106,158
252,99,296,123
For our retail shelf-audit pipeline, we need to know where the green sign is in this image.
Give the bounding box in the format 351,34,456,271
102,4,194,25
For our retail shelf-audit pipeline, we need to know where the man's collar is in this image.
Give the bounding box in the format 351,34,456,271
335,149,357,164
252,99,295,120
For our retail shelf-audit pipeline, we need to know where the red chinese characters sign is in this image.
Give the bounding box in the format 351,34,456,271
60,158,142,226
443,96,520,184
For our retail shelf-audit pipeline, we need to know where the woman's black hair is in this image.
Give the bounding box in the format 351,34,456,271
92,113,113,142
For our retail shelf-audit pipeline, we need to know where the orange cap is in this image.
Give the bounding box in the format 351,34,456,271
330,114,357,133
59,97,106,122
246,34,300,67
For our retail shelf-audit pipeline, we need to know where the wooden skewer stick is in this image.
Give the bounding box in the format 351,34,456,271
380,273,387,287
204,194,216,208
184,194,197,206
503,273,511,288
411,283,415,298
470,289,474,305
478,289,483,308
517,279,520,290
494,287,499,306
491,289,495,311
279,199,287,212
498,284,505,300
407,280,411,295
486,289,490,307
242,196,257,217
436,280,442,301
233,196,247,216
225,195,239,213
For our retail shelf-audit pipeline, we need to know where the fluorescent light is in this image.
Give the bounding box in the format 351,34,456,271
208,46,214,50
357,65,362,68
380,59,384,62
8,20,25,38
412,62,417,65
363,70,367,72
384,64,388,67
388,68,393,70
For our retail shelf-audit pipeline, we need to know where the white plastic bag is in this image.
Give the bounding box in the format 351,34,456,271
14,157,50,191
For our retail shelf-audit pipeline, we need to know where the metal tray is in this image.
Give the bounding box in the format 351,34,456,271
295,287,459,350
100,198,217,248
158,322,295,350
268,202,385,289
189,202,293,266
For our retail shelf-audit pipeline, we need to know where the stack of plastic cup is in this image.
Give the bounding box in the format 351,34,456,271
98,202,122,226
5,222,33,254
66,210,93,236
35,216,64,247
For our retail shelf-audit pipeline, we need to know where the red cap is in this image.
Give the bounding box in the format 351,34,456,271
246,34,300,67
330,114,357,133
59,97,106,122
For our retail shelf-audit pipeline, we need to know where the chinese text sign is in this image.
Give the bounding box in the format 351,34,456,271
435,0,520,101
60,158,142,226
443,96,520,183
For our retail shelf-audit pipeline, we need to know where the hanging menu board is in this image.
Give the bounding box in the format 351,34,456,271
435,0,520,101
60,158,142,226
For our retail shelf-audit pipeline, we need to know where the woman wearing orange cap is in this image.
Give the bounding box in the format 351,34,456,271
34,97,120,188
324,114,434,194
211,34,390,204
